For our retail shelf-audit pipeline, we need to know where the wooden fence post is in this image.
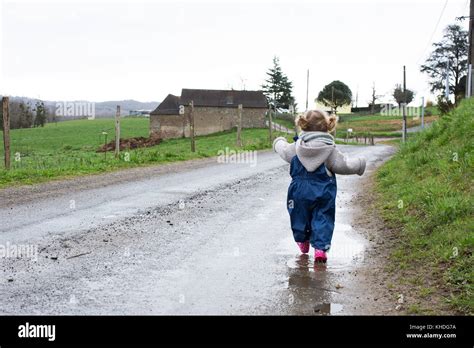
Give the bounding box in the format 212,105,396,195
268,108,273,141
115,105,120,158
103,132,108,161
189,101,195,152
2,97,10,170
237,104,242,147
291,105,297,136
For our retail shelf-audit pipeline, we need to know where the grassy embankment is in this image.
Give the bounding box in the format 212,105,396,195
0,118,290,188
375,98,473,314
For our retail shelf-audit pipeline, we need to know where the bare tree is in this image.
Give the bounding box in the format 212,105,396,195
368,82,383,114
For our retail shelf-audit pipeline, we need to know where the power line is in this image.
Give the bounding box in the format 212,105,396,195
455,0,470,20
416,0,449,65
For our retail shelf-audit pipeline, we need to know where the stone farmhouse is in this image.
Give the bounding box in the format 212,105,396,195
150,89,268,139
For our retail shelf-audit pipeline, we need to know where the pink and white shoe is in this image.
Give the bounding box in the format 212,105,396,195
296,241,310,254
314,249,327,263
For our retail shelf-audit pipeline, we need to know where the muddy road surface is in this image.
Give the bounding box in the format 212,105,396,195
0,145,396,315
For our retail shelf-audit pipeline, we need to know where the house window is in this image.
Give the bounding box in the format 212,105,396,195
226,96,233,105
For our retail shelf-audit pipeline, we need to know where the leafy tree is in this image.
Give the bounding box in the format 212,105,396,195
393,84,415,107
420,24,468,104
262,56,295,110
316,80,352,113
369,82,383,114
34,100,47,127
0,99,51,129
18,102,33,128
1,100,27,129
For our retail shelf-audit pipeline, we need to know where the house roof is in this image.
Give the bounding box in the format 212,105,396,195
150,94,181,115
180,89,268,108
151,89,268,116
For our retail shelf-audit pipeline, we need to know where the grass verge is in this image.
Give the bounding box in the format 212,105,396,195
374,98,473,314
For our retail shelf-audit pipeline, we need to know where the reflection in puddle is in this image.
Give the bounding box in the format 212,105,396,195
284,255,345,315
286,255,329,272
313,303,343,315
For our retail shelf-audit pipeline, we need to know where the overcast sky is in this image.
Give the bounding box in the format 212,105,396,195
0,0,470,108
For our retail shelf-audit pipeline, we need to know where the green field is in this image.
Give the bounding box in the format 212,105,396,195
0,118,290,188
336,114,439,138
272,113,439,139
375,99,473,314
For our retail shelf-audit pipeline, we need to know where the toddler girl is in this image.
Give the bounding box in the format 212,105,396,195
273,110,366,262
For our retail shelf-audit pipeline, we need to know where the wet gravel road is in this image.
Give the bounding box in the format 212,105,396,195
0,145,395,315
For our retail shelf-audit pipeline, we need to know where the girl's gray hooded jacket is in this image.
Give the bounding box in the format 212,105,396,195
273,131,366,176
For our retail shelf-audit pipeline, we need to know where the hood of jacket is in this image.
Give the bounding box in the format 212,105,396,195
295,131,336,172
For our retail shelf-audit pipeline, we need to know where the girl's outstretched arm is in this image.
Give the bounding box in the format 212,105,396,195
273,137,296,164
326,148,366,176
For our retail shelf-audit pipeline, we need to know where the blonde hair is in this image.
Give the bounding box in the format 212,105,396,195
296,109,337,133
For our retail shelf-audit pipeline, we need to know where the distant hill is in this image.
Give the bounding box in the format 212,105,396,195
85,100,160,117
1,96,160,118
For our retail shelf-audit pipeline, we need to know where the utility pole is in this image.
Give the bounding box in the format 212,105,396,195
305,69,309,111
421,96,425,129
371,82,376,115
469,0,474,96
402,66,407,143
445,60,450,100
459,0,473,97
468,64,472,98
331,86,335,114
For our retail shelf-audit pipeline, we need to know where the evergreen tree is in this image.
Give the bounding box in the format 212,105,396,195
34,100,47,127
18,102,34,128
262,56,295,110
420,24,468,104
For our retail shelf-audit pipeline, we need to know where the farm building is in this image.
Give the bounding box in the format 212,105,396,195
150,89,268,139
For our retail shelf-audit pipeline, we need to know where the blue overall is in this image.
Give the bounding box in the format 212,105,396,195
287,155,337,251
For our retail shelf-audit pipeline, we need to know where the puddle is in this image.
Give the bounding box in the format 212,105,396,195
283,256,345,315
313,303,343,315
280,220,366,272
287,257,319,272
